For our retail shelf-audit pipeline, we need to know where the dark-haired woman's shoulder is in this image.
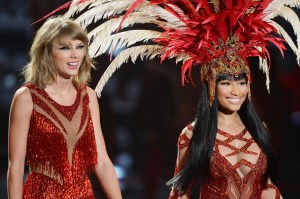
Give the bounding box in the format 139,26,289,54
180,122,195,139
175,122,195,172
177,122,195,151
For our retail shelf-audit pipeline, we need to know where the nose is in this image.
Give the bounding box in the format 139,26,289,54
230,82,240,96
70,49,78,58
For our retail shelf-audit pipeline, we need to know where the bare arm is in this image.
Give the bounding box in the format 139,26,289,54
176,126,193,170
261,178,283,199
7,87,32,199
169,125,193,199
87,87,122,199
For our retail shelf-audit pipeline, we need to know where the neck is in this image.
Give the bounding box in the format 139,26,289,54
46,76,75,95
217,110,245,134
217,110,241,126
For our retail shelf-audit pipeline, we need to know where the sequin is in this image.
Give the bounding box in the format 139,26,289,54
23,83,97,198
177,123,193,150
170,124,281,199
178,133,191,150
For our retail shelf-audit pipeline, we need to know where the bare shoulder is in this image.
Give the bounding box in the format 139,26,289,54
85,86,100,112
10,87,33,116
180,122,195,139
13,87,32,105
85,86,96,96
85,86,98,101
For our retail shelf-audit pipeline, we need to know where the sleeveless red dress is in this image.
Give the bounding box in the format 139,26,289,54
22,84,97,198
170,124,280,199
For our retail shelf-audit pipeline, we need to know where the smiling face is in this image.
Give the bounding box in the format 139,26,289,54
51,37,86,80
217,74,249,113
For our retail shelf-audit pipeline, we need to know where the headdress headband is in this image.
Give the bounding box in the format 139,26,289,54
47,0,300,101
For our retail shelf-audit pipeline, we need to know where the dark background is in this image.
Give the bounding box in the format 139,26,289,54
0,1,300,198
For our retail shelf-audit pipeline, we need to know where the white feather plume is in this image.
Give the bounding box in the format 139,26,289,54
278,7,300,48
64,0,94,18
67,0,185,30
94,45,164,96
75,0,135,28
87,11,181,46
62,0,188,97
166,3,188,20
255,46,270,91
135,3,185,27
259,57,270,92
90,30,162,57
175,53,191,64
270,20,300,64
264,0,300,17
88,0,121,8
263,0,300,65
88,16,160,57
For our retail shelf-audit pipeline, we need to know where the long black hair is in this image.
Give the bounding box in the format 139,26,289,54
167,73,278,198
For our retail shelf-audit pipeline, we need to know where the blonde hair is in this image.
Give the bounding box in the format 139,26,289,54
23,16,95,88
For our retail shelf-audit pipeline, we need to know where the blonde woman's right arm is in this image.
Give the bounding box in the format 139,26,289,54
7,87,32,199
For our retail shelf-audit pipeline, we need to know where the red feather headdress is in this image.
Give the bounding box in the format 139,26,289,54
43,0,300,100
151,0,286,84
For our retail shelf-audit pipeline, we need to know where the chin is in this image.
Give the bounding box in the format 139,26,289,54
67,71,79,76
229,105,242,112
221,104,242,112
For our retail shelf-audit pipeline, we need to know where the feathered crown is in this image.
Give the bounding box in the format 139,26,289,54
45,0,300,98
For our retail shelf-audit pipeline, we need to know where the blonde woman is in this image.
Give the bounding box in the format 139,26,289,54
7,17,122,199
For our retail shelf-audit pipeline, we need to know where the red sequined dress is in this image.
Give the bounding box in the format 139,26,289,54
170,124,280,199
22,84,98,198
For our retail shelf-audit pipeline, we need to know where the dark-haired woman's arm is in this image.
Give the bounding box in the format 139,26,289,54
169,125,194,199
261,178,283,199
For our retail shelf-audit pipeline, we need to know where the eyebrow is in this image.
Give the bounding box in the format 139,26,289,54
56,40,84,46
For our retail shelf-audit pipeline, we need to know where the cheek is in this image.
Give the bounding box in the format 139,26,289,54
80,54,86,62
241,86,249,96
79,50,86,58
217,86,228,97
52,52,65,63
216,87,227,105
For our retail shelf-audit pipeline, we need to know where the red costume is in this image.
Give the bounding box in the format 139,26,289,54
22,84,97,198
170,124,280,199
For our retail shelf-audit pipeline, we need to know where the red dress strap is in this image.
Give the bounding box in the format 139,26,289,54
266,184,281,199
177,123,194,150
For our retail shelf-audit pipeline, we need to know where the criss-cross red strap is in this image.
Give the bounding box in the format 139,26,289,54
178,133,191,150
215,128,259,170
177,123,194,150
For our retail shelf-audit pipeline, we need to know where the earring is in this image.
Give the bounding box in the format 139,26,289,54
208,78,216,107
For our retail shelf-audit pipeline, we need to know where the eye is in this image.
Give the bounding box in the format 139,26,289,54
77,45,85,49
59,46,70,50
239,81,247,85
219,81,230,86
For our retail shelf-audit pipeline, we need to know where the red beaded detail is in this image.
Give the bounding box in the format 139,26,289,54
204,128,271,199
23,83,97,198
178,133,191,150
38,86,82,121
215,128,258,170
169,126,281,199
266,184,281,199
186,123,194,131
177,123,194,150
